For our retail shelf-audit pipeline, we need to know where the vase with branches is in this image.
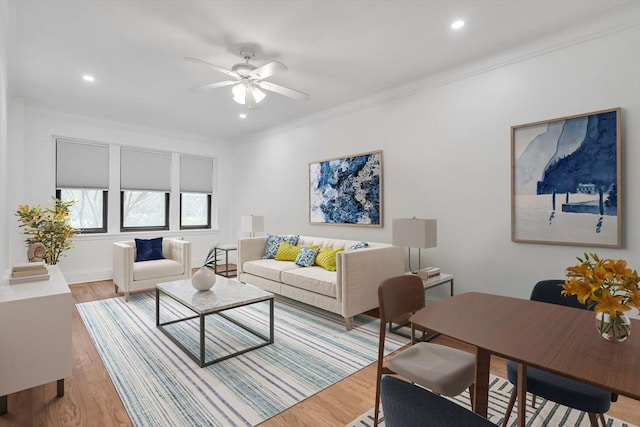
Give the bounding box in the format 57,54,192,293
15,197,77,265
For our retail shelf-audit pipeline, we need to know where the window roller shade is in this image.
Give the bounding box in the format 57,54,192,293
120,147,171,191
180,155,213,193
56,140,109,189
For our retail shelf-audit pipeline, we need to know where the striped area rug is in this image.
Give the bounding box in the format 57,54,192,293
348,375,637,427
77,291,407,426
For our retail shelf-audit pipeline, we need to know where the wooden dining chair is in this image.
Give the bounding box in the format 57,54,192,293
374,275,476,426
502,280,614,427
381,376,495,427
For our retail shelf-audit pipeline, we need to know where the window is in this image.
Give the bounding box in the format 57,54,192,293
57,189,107,233
56,139,109,233
181,193,211,229
180,155,214,230
121,191,169,230
120,147,171,231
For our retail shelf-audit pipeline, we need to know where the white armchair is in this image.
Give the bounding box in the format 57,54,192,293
113,238,192,301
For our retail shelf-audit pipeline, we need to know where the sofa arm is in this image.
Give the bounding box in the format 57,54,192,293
166,239,192,278
337,246,405,318
238,237,267,274
113,242,135,288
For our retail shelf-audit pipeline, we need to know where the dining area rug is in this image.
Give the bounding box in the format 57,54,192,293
347,375,637,427
76,291,407,426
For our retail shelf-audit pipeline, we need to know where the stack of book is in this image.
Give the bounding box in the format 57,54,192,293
415,266,441,280
9,261,50,284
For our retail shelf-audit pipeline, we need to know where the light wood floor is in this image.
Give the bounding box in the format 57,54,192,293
1,279,638,427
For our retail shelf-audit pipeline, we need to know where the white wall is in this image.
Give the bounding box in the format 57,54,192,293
7,108,234,283
0,1,12,274
233,23,640,301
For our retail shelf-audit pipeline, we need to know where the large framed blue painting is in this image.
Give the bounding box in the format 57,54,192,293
511,108,621,247
309,150,382,226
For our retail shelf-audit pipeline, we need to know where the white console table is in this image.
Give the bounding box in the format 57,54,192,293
0,265,72,415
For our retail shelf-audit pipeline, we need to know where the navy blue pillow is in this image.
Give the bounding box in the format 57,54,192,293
135,237,165,262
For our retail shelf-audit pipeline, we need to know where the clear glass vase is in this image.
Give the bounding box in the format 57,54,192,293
595,312,631,343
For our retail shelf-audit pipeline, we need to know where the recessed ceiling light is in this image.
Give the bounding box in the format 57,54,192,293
82,75,95,82
451,20,465,30
239,112,247,119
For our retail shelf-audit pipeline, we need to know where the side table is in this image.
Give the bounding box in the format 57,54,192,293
389,273,454,341
215,244,237,277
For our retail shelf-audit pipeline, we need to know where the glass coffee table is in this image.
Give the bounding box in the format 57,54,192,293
156,276,274,367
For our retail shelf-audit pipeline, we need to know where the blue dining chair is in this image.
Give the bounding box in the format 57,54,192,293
381,376,495,427
502,280,615,427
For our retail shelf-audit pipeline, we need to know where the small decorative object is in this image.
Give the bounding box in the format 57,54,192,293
27,242,46,262
15,197,77,265
191,245,219,291
563,253,640,342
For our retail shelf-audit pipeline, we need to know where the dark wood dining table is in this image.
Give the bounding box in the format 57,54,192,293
409,292,640,427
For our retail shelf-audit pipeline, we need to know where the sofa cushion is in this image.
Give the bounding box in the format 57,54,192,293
135,237,165,262
133,259,182,281
349,241,369,250
315,246,345,271
264,234,300,259
275,241,302,261
243,259,302,282
295,246,321,267
298,236,357,250
281,267,337,298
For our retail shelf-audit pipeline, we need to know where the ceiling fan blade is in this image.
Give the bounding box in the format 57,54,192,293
184,57,240,79
186,80,237,92
257,81,310,101
249,60,287,80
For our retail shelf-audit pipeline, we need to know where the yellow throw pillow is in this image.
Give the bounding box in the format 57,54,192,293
315,246,345,271
275,241,302,261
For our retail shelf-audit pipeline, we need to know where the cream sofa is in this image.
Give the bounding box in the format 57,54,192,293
113,238,192,300
238,236,404,330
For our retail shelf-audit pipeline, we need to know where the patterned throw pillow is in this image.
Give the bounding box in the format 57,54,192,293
349,241,369,250
315,246,345,271
263,234,300,259
295,246,321,267
275,242,302,261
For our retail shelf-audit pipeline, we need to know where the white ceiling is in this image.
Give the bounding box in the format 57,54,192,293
7,0,633,141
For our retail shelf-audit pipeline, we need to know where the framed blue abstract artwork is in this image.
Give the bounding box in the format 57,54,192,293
309,150,382,226
511,108,621,247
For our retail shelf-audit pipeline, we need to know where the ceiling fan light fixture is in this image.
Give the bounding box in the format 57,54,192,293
232,83,266,105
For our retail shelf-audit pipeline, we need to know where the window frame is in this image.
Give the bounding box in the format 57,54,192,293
120,190,170,232
179,193,212,230
56,188,108,234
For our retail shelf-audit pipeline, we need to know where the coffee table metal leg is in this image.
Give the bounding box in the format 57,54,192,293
269,298,274,343
200,314,206,367
155,288,160,326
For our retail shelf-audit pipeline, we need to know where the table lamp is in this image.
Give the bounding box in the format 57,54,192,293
240,215,264,238
392,218,437,273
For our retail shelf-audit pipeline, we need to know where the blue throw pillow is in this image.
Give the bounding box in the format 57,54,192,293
349,241,369,250
295,246,320,267
135,237,165,262
263,234,300,259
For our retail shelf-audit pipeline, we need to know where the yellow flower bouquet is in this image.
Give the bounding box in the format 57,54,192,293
563,253,640,342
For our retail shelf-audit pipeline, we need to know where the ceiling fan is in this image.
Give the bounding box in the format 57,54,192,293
185,48,310,109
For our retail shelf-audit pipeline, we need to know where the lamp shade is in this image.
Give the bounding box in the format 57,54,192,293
240,215,264,234
232,83,266,105
392,218,437,248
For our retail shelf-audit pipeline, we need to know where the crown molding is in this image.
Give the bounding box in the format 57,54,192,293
236,2,640,144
